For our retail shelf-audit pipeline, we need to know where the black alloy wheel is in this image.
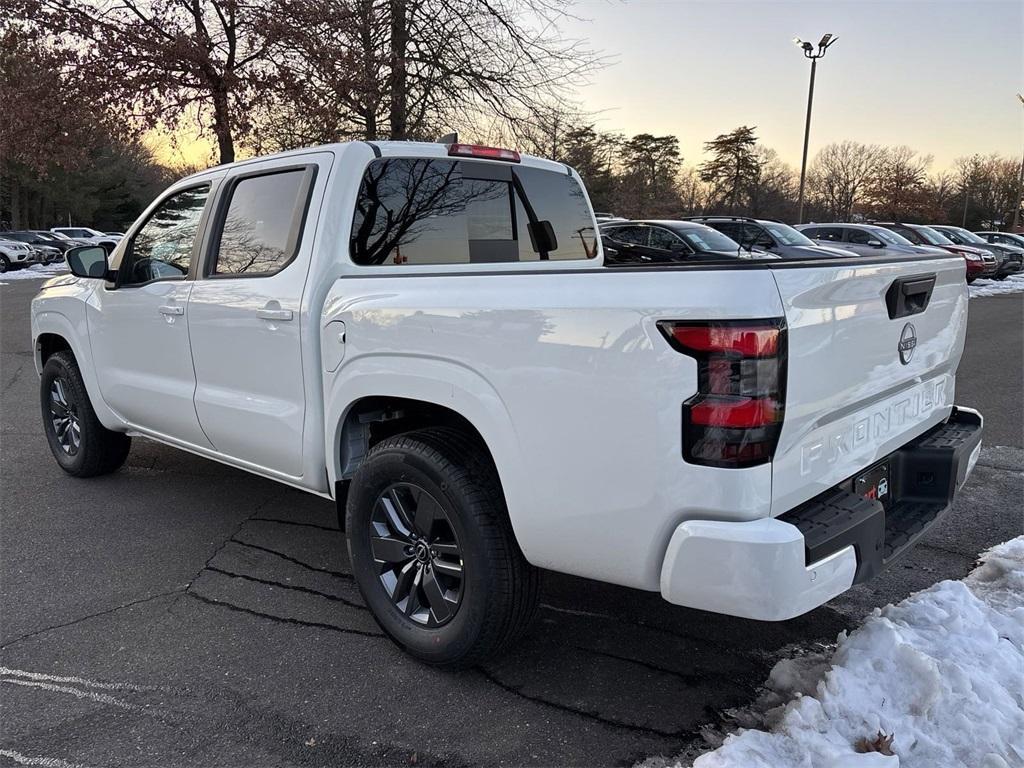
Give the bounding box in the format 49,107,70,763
370,482,464,626
48,377,81,455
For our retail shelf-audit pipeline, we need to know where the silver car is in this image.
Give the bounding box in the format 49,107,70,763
796,223,947,258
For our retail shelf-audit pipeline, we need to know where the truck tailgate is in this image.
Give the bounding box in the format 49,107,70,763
769,255,968,515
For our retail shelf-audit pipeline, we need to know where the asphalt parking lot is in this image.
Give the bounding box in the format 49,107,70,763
1,278,1021,768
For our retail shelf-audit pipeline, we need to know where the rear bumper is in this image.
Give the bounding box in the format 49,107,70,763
660,406,983,621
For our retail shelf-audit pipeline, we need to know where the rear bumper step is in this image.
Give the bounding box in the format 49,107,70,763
659,407,982,621
779,406,983,584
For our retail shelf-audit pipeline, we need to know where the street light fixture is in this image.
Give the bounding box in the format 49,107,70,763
794,33,838,224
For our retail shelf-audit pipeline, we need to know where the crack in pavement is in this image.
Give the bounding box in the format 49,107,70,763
0,590,184,651
249,518,341,533
184,591,382,637
575,646,757,690
227,537,355,580
204,566,367,611
475,666,698,739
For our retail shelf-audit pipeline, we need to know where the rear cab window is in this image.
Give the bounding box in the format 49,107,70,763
350,158,597,266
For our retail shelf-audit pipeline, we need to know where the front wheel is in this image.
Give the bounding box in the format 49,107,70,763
40,351,131,477
0,256,9,273
347,428,538,668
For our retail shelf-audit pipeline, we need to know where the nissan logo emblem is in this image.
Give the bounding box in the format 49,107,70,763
898,323,917,365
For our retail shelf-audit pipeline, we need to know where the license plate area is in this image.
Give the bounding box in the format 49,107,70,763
850,461,892,510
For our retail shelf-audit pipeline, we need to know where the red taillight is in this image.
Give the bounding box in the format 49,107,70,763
659,320,787,468
668,325,779,357
447,143,521,163
689,396,782,428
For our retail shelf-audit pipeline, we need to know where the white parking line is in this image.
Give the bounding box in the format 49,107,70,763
0,679,140,711
0,667,157,692
0,750,89,768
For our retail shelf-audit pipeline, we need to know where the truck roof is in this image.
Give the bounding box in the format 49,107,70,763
180,140,570,183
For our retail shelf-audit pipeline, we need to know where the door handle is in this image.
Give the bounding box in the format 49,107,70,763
256,308,294,322
158,305,184,316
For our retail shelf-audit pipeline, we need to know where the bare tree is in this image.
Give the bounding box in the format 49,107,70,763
256,0,600,150
807,140,883,220
867,145,933,220
24,0,279,165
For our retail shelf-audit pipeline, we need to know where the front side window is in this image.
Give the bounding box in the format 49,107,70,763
119,185,210,285
212,169,312,276
648,227,684,250
350,158,596,266
847,228,879,245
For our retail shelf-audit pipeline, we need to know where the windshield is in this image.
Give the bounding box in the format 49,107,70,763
915,226,954,246
872,227,913,246
3,233,32,243
48,232,71,240
763,223,815,246
940,227,986,244
680,227,742,253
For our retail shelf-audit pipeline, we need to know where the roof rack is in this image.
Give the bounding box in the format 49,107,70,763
680,215,760,223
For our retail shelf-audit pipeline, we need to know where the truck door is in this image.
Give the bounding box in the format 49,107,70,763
87,183,215,448
186,152,333,479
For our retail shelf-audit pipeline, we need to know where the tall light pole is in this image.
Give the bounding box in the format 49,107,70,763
794,34,838,224
1013,93,1024,231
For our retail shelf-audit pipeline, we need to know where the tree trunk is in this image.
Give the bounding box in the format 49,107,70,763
212,86,235,165
388,0,408,140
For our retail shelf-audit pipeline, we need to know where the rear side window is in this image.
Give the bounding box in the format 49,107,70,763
211,169,314,276
350,158,596,265
811,227,843,242
604,225,648,245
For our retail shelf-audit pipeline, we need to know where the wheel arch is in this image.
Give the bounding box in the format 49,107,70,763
32,311,122,431
324,363,534,558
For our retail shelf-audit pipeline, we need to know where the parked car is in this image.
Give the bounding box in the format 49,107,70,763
33,140,982,667
600,219,773,263
796,223,992,281
105,231,126,237
0,238,36,272
975,231,1024,251
37,231,91,249
593,212,625,224
872,222,1002,283
50,227,120,249
931,225,1022,280
1,232,64,264
684,216,858,259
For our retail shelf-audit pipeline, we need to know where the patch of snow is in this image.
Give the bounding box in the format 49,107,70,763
682,536,1024,768
970,274,1024,298
0,264,69,283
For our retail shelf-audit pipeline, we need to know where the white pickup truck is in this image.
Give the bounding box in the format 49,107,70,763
32,140,983,667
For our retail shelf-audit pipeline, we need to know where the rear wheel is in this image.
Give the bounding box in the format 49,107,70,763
347,428,538,667
40,351,131,477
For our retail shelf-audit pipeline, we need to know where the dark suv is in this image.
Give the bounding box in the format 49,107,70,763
874,222,1004,281
931,225,1021,280
684,216,857,259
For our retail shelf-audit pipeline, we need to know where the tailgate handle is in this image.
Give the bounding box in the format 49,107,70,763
886,274,935,320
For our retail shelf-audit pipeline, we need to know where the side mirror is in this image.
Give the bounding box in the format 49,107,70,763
66,245,109,278
528,220,558,254
868,240,884,248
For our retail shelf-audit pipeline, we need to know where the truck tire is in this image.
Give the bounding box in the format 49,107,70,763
347,427,538,667
40,351,131,477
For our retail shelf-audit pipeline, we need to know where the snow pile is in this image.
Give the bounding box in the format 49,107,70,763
970,274,1024,298
0,263,69,284
689,536,1024,768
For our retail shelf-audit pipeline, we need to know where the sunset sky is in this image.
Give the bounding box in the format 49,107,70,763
152,0,1023,171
